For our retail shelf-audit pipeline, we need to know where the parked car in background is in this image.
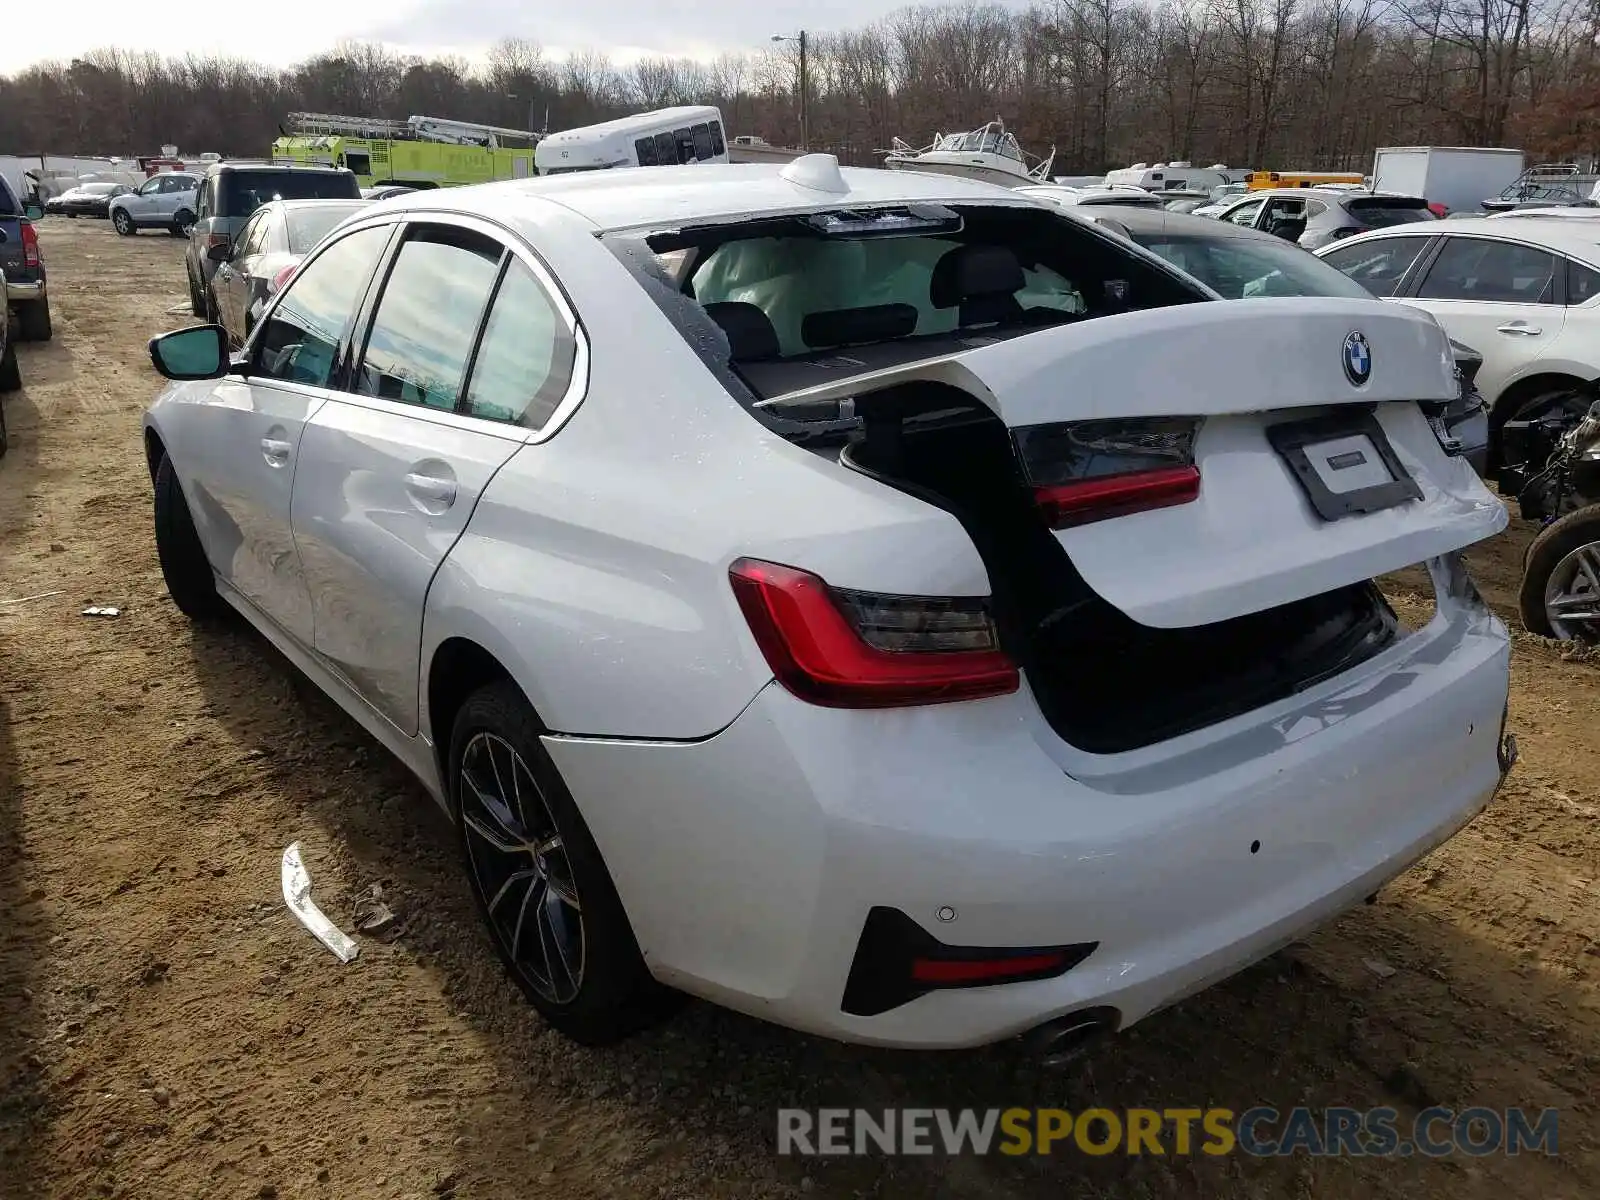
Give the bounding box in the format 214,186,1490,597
0,175,51,343
208,198,370,344
47,181,134,218
362,185,417,201
1018,184,1165,208
1316,218,1600,473
1212,187,1436,250
1069,204,1489,472
109,172,200,237
143,161,1513,1053
186,161,361,318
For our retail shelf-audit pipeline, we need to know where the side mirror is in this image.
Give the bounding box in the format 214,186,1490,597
23,204,43,221
206,242,230,262
148,325,230,381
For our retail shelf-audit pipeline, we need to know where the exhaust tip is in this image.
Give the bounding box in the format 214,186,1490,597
1022,1007,1118,1069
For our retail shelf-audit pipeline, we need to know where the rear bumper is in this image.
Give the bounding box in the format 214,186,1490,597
5,279,44,303
545,555,1513,1049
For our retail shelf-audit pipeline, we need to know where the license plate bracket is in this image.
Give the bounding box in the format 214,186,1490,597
1267,409,1422,521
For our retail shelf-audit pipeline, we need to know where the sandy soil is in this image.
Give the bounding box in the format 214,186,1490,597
1,218,1596,1200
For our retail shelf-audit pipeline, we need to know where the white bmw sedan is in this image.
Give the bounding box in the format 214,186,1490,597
143,157,1516,1055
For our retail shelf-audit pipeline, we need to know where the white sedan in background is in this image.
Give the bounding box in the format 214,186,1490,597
1317,218,1600,470
142,157,1514,1054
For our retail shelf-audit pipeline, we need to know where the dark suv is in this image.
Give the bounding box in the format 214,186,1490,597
186,161,360,318
1,174,51,342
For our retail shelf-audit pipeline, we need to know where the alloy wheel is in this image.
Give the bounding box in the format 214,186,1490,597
458,731,585,1003
1544,539,1600,642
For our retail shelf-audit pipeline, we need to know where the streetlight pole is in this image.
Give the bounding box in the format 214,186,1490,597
771,31,809,150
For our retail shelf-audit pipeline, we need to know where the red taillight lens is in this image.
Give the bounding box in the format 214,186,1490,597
20,221,40,268
910,952,1070,984
1034,465,1200,528
728,558,1019,708
205,232,229,250
1015,417,1201,528
269,265,296,295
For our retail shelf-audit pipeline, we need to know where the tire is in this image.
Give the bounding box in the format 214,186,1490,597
15,299,51,343
0,394,7,459
449,681,677,1044
203,287,220,327
113,209,136,236
152,454,223,619
171,209,195,238
187,265,204,317
0,337,19,393
1519,504,1600,643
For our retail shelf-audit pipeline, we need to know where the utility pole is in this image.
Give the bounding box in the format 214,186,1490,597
772,31,809,150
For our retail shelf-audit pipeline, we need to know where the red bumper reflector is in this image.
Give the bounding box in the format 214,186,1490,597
1034,464,1201,528
911,952,1070,984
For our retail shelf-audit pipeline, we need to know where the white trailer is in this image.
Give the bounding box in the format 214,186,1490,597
1370,147,1525,215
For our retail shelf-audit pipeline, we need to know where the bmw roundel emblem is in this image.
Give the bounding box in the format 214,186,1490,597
1343,331,1372,386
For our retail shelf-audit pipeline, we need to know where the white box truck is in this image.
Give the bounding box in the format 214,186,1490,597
1371,146,1525,215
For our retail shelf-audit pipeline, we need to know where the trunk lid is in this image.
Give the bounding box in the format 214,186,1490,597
0,218,26,278
771,297,1507,627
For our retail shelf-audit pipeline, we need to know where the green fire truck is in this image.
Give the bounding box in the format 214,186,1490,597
271,112,539,189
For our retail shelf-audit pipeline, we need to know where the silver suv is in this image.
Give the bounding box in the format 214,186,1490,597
185,162,359,320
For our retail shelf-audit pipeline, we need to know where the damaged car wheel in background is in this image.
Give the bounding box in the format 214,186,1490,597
143,155,1515,1053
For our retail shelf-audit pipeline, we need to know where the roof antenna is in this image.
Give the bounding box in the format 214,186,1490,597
780,153,848,194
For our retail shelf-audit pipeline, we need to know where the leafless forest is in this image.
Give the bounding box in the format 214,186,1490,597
1,0,1598,173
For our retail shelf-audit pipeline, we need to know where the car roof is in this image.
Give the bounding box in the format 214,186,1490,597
390,161,1041,233
1325,216,1600,264
206,160,350,176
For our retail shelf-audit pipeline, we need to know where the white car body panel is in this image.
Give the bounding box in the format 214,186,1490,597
546,558,1509,1046
145,162,1515,1050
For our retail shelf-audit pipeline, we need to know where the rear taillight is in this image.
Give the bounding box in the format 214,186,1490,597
20,221,40,268
728,558,1018,708
1014,417,1201,528
269,265,296,295
205,232,229,250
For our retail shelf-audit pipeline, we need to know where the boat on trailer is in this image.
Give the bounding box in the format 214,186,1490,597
882,119,1054,188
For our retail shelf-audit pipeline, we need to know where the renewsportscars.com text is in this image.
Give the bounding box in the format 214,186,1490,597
777,1106,1559,1158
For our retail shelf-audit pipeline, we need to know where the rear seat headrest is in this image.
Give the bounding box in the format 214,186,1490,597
702,301,780,362
930,244,1026,308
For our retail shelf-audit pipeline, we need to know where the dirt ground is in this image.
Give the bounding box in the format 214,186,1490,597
1,217,1596,1200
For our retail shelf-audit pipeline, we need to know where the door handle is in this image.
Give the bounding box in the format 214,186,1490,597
1496,322,1542,336
261,436,292,466
404,472,457,506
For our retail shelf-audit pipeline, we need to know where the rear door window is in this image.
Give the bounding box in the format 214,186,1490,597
1568,260,1600,305
636,137,659,166
462,259,578,430
355,225,502,412
1318,235,1431,296
253,224,391,388
1414,237,1558,304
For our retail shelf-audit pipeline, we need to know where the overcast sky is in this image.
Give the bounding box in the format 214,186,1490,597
1,0,973,74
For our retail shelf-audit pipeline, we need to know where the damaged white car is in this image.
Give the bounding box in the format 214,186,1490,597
142,156,1516,1055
